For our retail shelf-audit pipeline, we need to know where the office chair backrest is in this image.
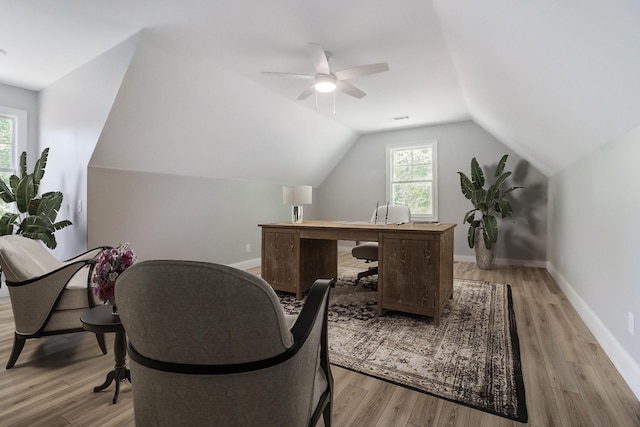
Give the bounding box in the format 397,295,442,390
370,205,411,224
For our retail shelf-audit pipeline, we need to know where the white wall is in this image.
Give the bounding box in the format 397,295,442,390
85,29,348,266
87,167,295,266
547,124,640,398
89,29,357,188
318,120,548,264
0,84,38,298
433,0,640,176
38,33,139,260
0,83,38,157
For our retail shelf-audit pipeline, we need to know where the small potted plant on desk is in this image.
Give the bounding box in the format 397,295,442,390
458,155,524,269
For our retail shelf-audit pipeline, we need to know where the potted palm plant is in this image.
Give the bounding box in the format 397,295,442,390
458,154,524,269
0,148,72,249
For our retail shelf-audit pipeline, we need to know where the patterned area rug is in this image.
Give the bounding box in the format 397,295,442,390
277,267,528,423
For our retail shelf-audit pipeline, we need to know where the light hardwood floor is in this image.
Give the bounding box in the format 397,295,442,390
0,254,638,426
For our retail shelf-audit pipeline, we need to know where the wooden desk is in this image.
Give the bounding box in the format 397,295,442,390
259,221,455,325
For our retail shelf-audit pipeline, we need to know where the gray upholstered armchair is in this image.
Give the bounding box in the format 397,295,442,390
116,260,333,427
0,235,109,368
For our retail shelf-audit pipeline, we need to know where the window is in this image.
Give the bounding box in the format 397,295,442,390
386,141,438,221
0,107,27,217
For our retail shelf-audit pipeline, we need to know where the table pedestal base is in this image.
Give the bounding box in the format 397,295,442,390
92,329,130,404
93,366,131,404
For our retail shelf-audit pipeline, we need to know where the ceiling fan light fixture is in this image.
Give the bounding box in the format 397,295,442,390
315,76,336,93
263,43,389,101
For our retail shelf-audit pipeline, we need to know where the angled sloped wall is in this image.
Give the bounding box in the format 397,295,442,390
433,0,640,176
38,33,140,260
87,30,355,262
89,30,357,183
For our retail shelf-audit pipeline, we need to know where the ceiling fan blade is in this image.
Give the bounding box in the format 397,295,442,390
334,63,389,81
262,72,314,80
297,83,316,100
308,43,330,75
335,80,366,98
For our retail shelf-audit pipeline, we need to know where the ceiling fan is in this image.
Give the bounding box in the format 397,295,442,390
262,43,389,101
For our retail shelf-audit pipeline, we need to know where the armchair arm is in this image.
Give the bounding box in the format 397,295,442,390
293,278,334,427
7,259,97,336
63,246,113,264
62,247,112,307
290,278,333,345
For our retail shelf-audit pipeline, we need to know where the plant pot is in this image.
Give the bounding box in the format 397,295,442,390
474,228,496,270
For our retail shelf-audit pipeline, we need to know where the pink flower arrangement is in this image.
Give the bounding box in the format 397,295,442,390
92,243,138,302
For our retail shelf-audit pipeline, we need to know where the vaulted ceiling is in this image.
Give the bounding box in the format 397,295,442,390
2,0,639,177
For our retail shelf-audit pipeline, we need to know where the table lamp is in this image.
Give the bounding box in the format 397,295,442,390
283,185,312,223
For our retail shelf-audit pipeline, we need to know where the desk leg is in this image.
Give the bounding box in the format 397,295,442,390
299,239,337,300
93,330,131,404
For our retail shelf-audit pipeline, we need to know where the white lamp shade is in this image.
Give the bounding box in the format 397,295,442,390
283,185,312,205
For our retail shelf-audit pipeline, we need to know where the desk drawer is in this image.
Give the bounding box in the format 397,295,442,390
299,229,379,242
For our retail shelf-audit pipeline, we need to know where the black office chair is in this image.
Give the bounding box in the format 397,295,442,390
351,205,411,282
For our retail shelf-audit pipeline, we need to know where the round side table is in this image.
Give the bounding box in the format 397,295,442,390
81,305,131,404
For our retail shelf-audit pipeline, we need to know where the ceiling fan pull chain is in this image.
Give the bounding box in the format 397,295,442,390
332,90,336,114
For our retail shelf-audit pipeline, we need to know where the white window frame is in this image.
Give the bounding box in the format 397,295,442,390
0,106,28,204
386,140,438,221
0,107,26,294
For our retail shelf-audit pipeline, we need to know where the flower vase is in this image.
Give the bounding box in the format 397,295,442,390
108,297,118,316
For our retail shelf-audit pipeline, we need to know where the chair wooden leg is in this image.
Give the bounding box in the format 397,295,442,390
6,334,26,369
95,332,107,355
322,399,332,427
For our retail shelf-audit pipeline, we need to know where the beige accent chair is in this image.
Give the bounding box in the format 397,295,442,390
0,235,109,368
351,204,412,282
116,260,333,427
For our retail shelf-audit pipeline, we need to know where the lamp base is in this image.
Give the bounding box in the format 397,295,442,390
292,205,304,223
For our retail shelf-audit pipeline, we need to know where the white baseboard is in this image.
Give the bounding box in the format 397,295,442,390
547,261,640,400
454,254,547,268
229,257,261,271
237,252,639,399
